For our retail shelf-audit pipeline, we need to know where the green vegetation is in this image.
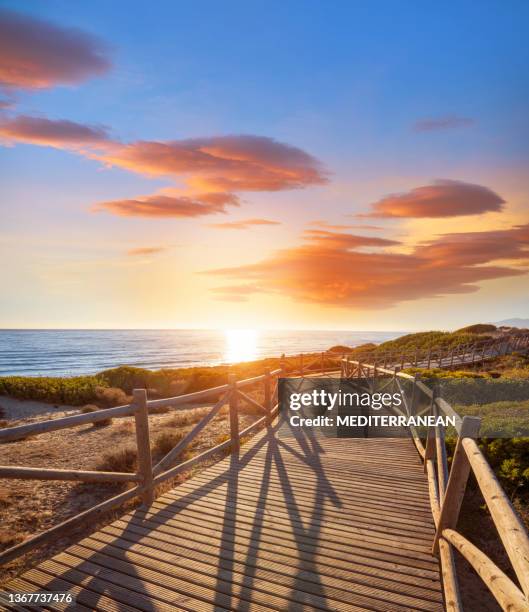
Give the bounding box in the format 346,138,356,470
0,375,105,406
455,323,497,334
366,330,491,355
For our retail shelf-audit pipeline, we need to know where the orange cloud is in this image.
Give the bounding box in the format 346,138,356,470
204,224,529,308
208,218,281,230
127,247,166,256
0,115,110,147
413,115,474,131
94,192,239,218
0,9,110,91
361,180,505,218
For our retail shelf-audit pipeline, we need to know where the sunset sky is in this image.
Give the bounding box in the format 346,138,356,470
1,1,528,331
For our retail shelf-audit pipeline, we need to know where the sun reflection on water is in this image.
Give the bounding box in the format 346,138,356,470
224,329,259,363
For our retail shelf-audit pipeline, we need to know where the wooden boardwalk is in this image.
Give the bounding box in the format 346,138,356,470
4,423,443,611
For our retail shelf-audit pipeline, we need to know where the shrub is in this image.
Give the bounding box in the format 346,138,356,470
95,386,129,407
0,375,105,405
328,345,352,354
153,431,185,458
93,418,113,427
456,323,497,334
97,447,137,473
81,404,98,413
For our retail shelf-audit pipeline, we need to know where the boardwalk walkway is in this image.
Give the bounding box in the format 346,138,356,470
5,424,443,611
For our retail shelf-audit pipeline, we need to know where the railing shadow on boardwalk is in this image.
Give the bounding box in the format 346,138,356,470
39,417,342,610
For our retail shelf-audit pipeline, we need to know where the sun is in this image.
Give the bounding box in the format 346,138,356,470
224,329,259,364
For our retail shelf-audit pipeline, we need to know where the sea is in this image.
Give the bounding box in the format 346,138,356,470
0,329,403,377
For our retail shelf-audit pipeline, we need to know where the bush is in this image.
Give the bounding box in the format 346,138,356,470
455,323,497,334
97,447,137,472
81,404,98,413
153,431,185,458
0,375,105,405
93,418,113,427
95,386,129,408
328,345,352,354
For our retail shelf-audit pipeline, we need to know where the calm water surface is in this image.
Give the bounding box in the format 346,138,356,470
0,329,403,377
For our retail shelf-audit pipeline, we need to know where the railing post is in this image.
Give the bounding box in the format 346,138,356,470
133,388,154,506
423,385,438,470
228,374,240,453
400,353,405,370
264,367,272,425
427,348,432,369
410,372,419,417
433,415,481,554
300,353,304,376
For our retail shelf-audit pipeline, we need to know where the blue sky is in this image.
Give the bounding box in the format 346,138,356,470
1,1,528,329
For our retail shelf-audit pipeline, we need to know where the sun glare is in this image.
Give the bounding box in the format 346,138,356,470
224,329,259,363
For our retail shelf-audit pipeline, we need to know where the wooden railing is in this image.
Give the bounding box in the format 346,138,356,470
0,366,283,566
341,334,529,612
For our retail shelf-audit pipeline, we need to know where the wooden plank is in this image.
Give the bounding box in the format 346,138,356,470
89,527,442,600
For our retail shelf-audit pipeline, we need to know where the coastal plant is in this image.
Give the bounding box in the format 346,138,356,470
96,446,137,473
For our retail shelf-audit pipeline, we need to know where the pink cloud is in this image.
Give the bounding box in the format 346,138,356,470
99,135,328,193
0,9,111,91
0,115,110,147
361,180,505,218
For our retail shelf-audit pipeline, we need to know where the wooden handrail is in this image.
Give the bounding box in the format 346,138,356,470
443,529,529,611
0,466,140,483
462,438,529,597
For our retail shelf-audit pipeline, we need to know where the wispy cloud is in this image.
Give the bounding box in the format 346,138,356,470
0,9,111,91
0,115,110,147
204,224,529,309
413,115,474,132
94,192,239,218
208,218,281,230
127,246,167,256
359,180,505,218
309,220,385,231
